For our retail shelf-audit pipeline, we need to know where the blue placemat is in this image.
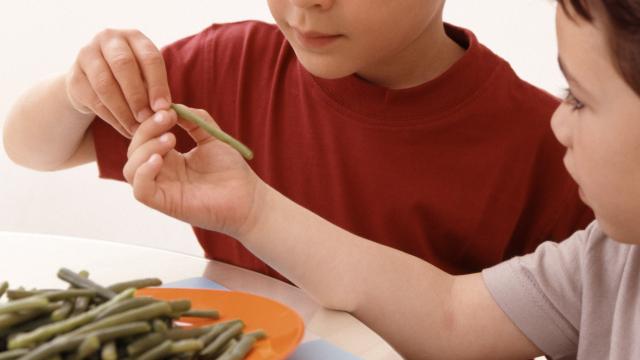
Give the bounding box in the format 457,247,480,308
164,276,228,291
164,277,362,359
288,340,362,360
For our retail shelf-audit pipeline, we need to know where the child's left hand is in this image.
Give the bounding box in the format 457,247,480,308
123,107,262,238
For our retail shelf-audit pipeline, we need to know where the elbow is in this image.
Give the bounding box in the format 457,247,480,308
3,125,61,172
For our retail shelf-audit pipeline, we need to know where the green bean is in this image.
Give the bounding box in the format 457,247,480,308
70,302,172,336
70,271,91,317
137,339,172,360
168,300,191,314
6,289,95,302
152,319,169,334
200,322,244,357
89,321,151,342
0,282,8,300
51,301,74,321
181,310,219,319
8,310,95,349
75,335,101,360
214,339,238,360
198,320,241,347
0,296,49,315
96,297,156,320
101,341,117,360
170,339,203,354
166,326,213,341
20,336,84,360
127,333,166,356
0,348,28,360
243,330,266,342
107,279,162,294
57,268,116,300
72,295,91,316
5,289,49,300
171,103,254,160
0,305,58,331
222,335,257,360
9,289,135,349
20,322,149,360
2,271,263,360
7,315,54,335
45,289,97,302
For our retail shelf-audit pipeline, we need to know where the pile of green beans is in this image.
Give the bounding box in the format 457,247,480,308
0,269,266,360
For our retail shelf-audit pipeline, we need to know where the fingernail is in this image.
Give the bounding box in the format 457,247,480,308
153,98,171,111
148,153,160,164
159,133,170,143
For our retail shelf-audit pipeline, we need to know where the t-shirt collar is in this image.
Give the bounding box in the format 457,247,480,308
304,23,503,121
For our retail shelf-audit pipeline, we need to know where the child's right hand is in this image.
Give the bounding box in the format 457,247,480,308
123,107,263,239
65,29,172,138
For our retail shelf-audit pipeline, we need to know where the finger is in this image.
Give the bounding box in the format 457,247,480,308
174,105,222,145
79,44,138,134
101,34,153,122
132,153,164,207
123,132,175,183
127,30,171,112
127,110,177,158
69,64,131,138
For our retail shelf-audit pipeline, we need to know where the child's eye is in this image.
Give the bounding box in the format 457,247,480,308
563,88,585,111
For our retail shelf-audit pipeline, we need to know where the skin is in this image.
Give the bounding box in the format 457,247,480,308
122,3,640,358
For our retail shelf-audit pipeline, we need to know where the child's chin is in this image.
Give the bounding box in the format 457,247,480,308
599,219,639,245
298,56,354,80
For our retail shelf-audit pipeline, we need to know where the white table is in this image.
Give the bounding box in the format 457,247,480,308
0,231,402,359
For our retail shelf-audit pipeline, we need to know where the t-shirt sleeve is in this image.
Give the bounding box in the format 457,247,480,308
482,222,599,359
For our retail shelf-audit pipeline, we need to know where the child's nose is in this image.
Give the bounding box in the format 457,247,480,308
290,0,334,10
550,105,573,149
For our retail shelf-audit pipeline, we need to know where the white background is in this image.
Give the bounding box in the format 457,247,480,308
0,0,564,257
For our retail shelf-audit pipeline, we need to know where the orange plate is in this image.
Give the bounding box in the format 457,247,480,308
136,287,304,360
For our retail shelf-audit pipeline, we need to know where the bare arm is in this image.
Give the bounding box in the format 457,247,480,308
3,73,96,171
3,29,171,172
241,184,543,359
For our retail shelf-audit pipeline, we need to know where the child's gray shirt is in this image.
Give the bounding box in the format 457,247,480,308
483,221,640,359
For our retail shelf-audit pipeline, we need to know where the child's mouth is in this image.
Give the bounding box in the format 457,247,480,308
292,28,342,49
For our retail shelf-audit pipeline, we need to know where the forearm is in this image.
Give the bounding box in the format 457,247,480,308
241,184,461,358
3,73,95,171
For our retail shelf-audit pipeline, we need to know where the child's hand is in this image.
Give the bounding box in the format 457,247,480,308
65,29,172,138
123,107,262,238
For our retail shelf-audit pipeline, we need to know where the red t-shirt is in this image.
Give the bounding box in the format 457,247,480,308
93,21,593,281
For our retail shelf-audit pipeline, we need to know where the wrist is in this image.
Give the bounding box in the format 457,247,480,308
234,179,277,245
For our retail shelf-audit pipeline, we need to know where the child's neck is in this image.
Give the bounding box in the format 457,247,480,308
357,21,465,90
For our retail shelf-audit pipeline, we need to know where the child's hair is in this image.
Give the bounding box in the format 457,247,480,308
558,0,640,95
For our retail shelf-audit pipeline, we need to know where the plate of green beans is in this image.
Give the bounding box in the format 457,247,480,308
0,268,304,360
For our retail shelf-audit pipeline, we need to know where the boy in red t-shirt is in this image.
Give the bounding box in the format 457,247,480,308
4,0,591,281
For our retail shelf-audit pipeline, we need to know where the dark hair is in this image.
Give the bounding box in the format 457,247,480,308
558,0,640,95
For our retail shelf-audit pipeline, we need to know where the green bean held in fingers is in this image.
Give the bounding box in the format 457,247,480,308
171,103,254,160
